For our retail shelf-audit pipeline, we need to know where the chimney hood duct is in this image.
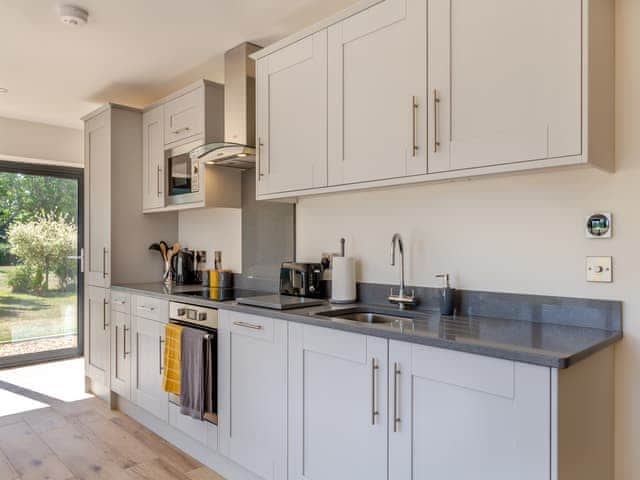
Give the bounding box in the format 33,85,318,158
190,42,260,169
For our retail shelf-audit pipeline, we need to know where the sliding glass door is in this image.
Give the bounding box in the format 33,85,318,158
0,160,83,367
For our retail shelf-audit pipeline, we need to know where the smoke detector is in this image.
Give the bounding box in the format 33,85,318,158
58,5,89,26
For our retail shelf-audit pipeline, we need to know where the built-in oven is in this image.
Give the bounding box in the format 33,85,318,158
166,140,203,206
168,301,217,424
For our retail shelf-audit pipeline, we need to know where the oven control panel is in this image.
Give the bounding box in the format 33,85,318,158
169,302,218,330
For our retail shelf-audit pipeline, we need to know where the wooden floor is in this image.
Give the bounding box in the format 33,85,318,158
0,359,225,480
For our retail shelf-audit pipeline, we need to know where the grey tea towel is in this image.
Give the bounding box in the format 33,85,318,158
180,326,207,420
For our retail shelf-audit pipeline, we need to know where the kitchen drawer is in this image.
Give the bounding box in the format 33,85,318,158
411,344,515,399
227,311,275,342
164,88,203,145
132,295,168,323
110,291,131,314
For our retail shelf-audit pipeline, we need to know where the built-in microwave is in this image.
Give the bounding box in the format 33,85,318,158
166,140,202,206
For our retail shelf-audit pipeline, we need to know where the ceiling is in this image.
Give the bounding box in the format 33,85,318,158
0,0,357,129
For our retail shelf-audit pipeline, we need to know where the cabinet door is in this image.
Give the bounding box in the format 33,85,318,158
256,31,327,196
428,0,582,173
327,0,427,185
218,311,287,480
110,310,131,399
289,323,387,480
142,106,165,211
85,111,111,287
85,286,109,387
164,87,204,145
131,316,168,422
388,341,550,480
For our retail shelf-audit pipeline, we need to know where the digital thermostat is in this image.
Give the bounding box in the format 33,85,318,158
586,213,612,239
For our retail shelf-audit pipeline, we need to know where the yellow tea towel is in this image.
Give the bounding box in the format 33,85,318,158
162,323,183,395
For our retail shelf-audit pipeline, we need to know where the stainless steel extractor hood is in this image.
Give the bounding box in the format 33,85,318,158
190,42,260,169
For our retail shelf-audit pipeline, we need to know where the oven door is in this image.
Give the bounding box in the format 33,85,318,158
166,141,203,205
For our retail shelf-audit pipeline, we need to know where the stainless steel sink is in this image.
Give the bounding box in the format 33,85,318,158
314,307,423,324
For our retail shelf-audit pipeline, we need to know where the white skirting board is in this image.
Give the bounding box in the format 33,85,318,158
116,396,263,480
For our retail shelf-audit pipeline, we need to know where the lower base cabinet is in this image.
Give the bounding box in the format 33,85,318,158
388,341,550,480
288,323,388,480
86,286,109,387
218,310,287,480
110,310,132,399
131,313,168,422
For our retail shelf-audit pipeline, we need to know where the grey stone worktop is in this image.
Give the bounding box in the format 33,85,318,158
112,282,622,369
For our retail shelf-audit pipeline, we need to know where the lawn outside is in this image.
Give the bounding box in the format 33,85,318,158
0,265,77,356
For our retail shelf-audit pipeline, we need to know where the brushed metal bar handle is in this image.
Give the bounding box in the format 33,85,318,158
371,357,379,425
138,305,156,313
412,96,419,157
257,137,264,180
103,299,109,330
102,247,108,278
159,336,165,374
115,325,119,378
393,362,401,433
433,89,441,153
112,299,126,306
172,127,191,135
66,247,84,273
233,321,263,331
157,165,162,196
123,326,129,359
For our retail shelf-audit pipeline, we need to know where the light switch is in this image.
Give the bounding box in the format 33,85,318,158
586,256,612,282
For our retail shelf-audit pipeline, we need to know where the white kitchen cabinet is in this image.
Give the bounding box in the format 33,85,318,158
131,314,168,422
142,106,165,211
251,0,613,200
110,309,132,400
288,323,388,480
388,341,550,480
218,311,287,480
85,286,109,387
256,31,328,196
164,87,204,146
85,110,111,288
327,0,427,185
428,0,581,173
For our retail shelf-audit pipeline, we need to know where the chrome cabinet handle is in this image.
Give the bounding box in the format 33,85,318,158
257,137,264,180
172,126,191,135
371,358,379,425
102,247,108,278
102,299,109,330
123,326,129,359
233,321,263,330
138,305,156,313
159,336,165,374
156,165,162,196
393,362,401,433
433,89,441,153
115,325,119,377
412,96,419,157
112,299,126,306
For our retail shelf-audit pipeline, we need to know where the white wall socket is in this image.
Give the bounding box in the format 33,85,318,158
586,256,613,282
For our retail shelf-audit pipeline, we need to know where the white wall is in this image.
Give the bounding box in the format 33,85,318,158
178,208,242,273
297,1,639,478
0,116,82,166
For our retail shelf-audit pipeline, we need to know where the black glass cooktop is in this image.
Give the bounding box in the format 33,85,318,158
178,288,265,302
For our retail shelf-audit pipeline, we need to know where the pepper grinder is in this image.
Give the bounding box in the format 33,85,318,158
435,273,455,316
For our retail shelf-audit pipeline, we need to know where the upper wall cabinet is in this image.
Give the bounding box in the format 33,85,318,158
256,32,328,196
428,0,582,173
252,0,613,200
327,0,427,185
142,106,164,211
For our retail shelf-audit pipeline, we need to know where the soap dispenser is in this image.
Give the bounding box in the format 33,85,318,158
435,273,455,316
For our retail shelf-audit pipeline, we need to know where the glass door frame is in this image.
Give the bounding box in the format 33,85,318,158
0,160,84,368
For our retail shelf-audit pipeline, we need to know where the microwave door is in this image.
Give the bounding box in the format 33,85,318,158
169,154,192,196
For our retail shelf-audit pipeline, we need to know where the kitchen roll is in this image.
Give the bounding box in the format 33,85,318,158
331,256,357,304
